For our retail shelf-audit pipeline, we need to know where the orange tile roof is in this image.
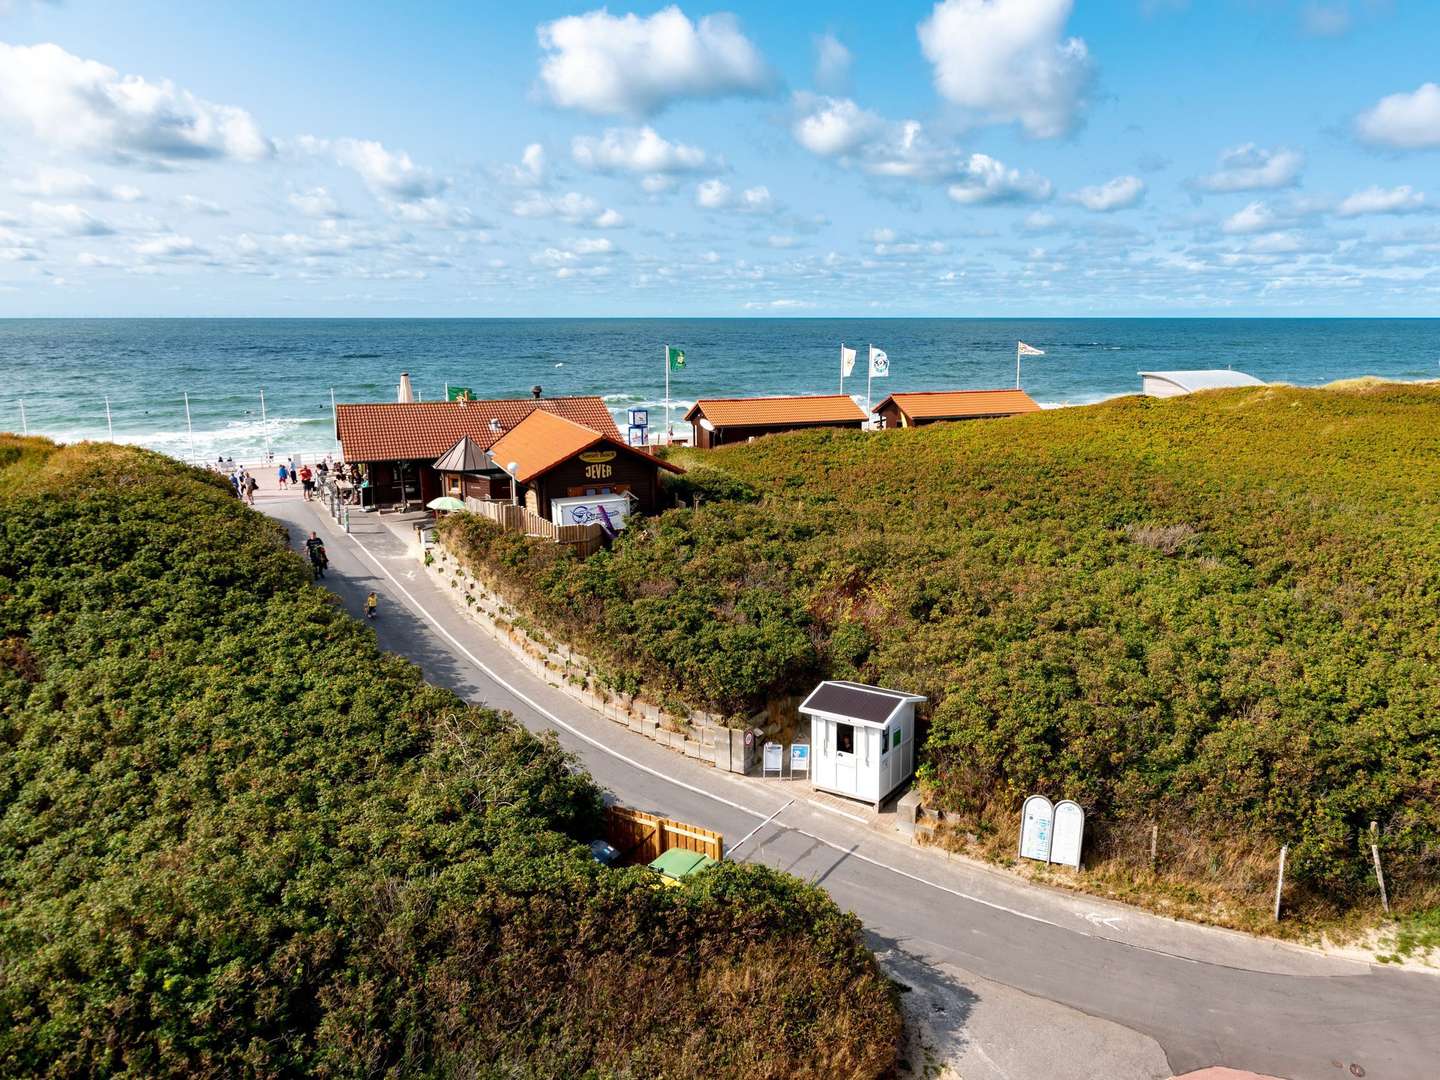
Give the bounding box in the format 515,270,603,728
876,389,1041,422
334,396,619,462
683,394,867,428
489,408,683,485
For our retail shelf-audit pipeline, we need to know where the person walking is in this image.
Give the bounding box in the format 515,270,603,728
305,531,328,578
364,591,378,619
299,464,314,501
277,463,289,490
244,473,258,506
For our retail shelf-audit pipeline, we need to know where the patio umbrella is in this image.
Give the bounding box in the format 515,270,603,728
426,496,466,512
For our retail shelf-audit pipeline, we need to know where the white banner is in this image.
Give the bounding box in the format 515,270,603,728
841,345,857,377
868,345,889,378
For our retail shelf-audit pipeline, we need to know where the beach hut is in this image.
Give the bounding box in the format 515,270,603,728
685,395,866,448
431,435,510,501
799,680,926,809
1138,370,1264,397
873,388,1041,428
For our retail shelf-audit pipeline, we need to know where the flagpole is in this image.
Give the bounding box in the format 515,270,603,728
866,345,873,417
105,395,113,440
1016,342,1021,390
664,343,671,446
184,392,195,463
840,342,844,394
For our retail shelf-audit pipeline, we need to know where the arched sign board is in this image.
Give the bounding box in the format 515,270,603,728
1019,795,1054,862
1050,800,1085,869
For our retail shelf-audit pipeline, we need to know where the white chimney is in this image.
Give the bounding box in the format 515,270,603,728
397,372,415,403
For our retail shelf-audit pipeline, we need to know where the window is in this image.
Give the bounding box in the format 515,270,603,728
836,722,854,756
879,726,889,756
448,476,461,495
892,727,903,751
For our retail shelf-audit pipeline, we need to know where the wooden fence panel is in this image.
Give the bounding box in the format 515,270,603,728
460,497,603,554
604,804,723,864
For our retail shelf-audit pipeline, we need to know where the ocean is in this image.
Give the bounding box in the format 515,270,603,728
4,318,1438,463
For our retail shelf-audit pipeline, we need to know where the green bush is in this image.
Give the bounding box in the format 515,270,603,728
443,385,1440,918
0,438,899,1079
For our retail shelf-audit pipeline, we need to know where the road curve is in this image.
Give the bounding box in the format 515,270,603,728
263,495,1439,1080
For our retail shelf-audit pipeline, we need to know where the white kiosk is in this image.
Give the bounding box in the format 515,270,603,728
799,681,926,809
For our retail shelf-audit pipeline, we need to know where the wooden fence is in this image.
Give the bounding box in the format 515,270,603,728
464,496,604,557
604,804,724,864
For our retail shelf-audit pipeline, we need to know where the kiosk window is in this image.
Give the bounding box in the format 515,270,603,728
836,722,854,755
879,727,889,756
892,727,903,750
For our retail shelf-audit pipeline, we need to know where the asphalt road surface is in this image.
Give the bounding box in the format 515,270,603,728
264,494,1439,1080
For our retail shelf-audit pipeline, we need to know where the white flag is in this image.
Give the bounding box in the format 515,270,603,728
1017,341,1045,356
841,345,857,378
868,345,889,378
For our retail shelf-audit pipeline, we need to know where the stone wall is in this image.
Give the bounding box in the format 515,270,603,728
423,541,776,774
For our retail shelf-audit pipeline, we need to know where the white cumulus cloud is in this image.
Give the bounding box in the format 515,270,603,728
1355,83,1440,150
332,138,445,200
917,0,1093,138
791,94,884,157
500,143,547,187
289,187,344,219
693,179,773,213
813,32,852,93
572,126,712,175
1336,185,1429,217
30,201,115,236
1222,201,1280,235
946,154,1053,205
1068,175,1145,212
0,42,271,166
536,6,773,116
11,167,140,201
1194,144,1304,192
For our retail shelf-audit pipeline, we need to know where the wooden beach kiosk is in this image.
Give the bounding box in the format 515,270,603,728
873,388,1040,428
487,408,683,529
799,681,926,810
333,393,619,511
685,394,866,448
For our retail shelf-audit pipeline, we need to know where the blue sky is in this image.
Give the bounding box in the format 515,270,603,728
1,0,1438,316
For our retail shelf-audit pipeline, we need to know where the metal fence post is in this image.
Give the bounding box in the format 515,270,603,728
1273,844,1288,922
342,508,350,534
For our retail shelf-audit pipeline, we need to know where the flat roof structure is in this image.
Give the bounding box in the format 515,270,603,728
875,389,1041,425
1138,370,1265,397
335,397,619,462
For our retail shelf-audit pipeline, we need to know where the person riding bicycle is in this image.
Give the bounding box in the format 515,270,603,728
305,531,328,578
364,591,378,619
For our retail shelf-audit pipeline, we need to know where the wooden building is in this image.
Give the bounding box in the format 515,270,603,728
873,389,1041,429
488,408,683,528
432,435,510,501
334,396,619,510
684,394,867,448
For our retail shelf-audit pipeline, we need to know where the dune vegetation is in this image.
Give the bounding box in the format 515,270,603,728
0,437,900,1079
440,383,1440,929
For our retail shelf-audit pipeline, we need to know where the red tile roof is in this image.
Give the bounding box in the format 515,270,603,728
683,394,867,427
489,409,683,484
335,397,620,462
876,389,1041,422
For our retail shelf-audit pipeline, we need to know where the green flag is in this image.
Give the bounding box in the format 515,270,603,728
447,386,476,401
667,346,686,372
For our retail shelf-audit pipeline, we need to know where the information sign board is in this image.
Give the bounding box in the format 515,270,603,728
762,741,783,778
789,743,810,778
1050,800,1085,869
1019,794,1055,862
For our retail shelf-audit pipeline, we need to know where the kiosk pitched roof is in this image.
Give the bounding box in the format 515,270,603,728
489,409,683,485
799,680,926,727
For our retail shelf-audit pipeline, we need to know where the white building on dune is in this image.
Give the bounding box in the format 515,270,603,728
1138,369,1265,397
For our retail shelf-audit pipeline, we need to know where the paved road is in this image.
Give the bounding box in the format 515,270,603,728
266,495,1439,1080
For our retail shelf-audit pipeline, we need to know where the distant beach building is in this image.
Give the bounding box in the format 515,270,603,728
873,389,1040,429
334,393,618,510
488,408,682,527
685,394,866,448
1139,369,1265,398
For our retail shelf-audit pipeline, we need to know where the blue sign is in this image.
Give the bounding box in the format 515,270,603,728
629,407,649,427
790,743,810,775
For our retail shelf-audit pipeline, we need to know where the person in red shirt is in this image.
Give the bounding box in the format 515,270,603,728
299,464,314,501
